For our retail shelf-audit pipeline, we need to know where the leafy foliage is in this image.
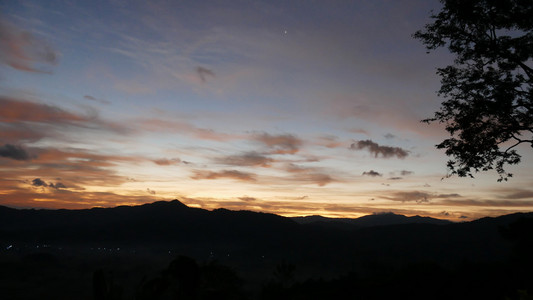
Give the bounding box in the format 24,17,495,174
414,0,533,181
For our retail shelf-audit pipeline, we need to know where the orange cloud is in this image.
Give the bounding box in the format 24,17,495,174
0,96,129,144
0,97,86,124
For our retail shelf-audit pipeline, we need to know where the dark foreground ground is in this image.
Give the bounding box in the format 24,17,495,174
1,244,533,300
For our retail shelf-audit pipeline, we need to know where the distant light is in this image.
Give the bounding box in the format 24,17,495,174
6,245,13,250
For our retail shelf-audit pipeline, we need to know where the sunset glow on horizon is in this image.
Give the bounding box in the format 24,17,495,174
1,0,533,221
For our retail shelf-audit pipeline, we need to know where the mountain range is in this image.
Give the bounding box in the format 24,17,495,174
2,200,533,299
1,199,531,269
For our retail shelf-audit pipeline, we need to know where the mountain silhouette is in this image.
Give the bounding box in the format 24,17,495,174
1,199,531,268
292,212,451,230
2,200,533,299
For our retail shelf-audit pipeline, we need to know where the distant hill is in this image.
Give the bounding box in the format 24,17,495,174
292,212,452,230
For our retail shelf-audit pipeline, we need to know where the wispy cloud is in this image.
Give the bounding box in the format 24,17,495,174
254,132,302,154
284,163,335,186
138,118,238,141
216,152,274,167
0,147,141,189
238,196,257,202
0,19,58,73
293,173,334,186
191,169,257,182
316,135,343,148
350,139,408,159
196,66,215,83
83,95,111,105
439,199,533,207
0,97,88,124
0,96,129,144
506,190,533,200
382,191,431,203
381,191,463,204
152,158,181,166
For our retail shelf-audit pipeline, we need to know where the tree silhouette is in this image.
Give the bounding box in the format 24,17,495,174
414,0,533,181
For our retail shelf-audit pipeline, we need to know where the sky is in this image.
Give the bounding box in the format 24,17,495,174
1,0,532,221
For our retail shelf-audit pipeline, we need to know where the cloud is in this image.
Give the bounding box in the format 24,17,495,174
254,133,302,154
350,139,408,159
386,170,413,180
238,196,256,202
283,163,335,186
83,95,111,105
362,170,382,177
349,128,369,135
0,97,87,124
138,118,238,141
0,19,58,73
436,193,461,198
49,182,67,189
196,66,215,83
0,147,140,194
400,170,414,176
0,97,129,143
504,189,533,200
32,178,48,187
153,158,181,166
317,135,343,148
147,188,156,195
216,152,274,167
191,169,257,182
381,191,464,204
285,163,310,173
383,191,431,203
30,178,66,190
296,173,333,186
0,144,31,160
439,199,533,207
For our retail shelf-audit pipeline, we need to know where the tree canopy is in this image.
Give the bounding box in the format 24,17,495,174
414,0,533,181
